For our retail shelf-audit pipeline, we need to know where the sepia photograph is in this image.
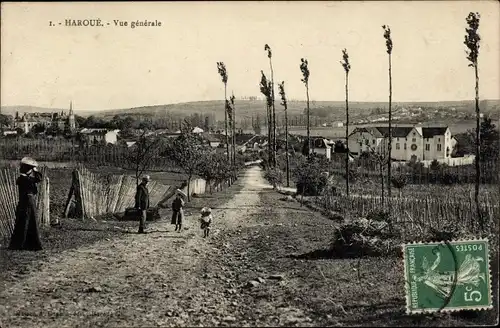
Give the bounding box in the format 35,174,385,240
0,1,499,327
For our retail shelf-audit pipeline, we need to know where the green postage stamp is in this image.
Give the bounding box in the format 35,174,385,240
403,239,493,314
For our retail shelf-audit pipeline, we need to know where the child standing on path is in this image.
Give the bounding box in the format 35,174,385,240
200,207,212,238
171,191,185,232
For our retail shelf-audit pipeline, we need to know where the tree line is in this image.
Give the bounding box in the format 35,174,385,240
125,130,244,200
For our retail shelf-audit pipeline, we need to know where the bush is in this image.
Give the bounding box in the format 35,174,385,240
442,172,460,185
264,168,285,190
330,217,399,258
391,174,408,196
293,156,329,196
341,168,359,183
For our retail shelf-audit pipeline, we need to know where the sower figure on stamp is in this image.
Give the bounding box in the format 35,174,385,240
135,175,150,234
171,190,185,232
9,157,43,251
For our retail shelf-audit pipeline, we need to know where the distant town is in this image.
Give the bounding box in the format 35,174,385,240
1,99,494,168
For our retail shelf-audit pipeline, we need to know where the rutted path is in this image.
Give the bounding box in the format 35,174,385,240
0,166,268,328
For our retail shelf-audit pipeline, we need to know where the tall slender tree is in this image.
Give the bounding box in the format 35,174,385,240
217,62,230,163
226,98,233,161
260,71,273,163
278,81,290,187
340,49,351,197
464,12,482,230
300,58,311,158
382,25,393,199
230,92,237,165
265,44,277,167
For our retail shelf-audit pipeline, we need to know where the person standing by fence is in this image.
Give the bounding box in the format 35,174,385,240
9,157,43,251
171,190,185,232
135,175,150,234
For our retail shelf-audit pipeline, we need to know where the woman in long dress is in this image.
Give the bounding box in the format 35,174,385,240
8,157,43,251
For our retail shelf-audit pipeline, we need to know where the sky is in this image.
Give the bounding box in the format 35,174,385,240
1,1,499,111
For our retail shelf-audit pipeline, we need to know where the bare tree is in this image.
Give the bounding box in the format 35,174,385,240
125,130,163,186
265,44,277,167
464,12,482,230
360,136,390,207
164,132,210,201
278,81,290,187
341,48,351,196
300,58,311,158
217,62,230,163
382,25,393,199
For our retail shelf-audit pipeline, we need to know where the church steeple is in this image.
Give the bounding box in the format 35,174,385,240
68,100,76,131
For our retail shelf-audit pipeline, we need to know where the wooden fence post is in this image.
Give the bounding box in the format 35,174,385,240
45,177,55,226
64,169,85,220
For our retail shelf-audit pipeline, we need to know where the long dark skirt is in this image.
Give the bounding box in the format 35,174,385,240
171,210,184,225
8,195,43,251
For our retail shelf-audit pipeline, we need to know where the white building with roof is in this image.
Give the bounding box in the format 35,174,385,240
348,125,458,162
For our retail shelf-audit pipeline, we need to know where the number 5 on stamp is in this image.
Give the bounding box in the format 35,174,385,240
403,239,493,314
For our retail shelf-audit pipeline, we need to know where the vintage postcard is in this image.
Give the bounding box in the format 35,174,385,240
1,1,498,327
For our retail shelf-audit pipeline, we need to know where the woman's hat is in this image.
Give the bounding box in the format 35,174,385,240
176,189,187,198
20,157,38,167
142,175,151,182
201,207,212,214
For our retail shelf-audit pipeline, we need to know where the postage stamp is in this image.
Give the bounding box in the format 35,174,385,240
403,239,493,314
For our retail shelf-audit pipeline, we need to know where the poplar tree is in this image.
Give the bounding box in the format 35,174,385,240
230,92,237,165
260,71,273,163
340,49,351,196
278,81,290,187
464,12,483,230
217,62,230,162
265,44,277,167
300,58,311,158
382,25,393,199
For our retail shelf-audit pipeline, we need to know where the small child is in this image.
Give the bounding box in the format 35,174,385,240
200,207,213,238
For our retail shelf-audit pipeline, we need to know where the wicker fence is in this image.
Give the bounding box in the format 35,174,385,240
0,167,50,242
66,167,174,219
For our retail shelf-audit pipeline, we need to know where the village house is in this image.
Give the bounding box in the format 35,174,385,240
192,126,204,134
201,132,222,148
12,101,76,134
347,125,458,163
307,136,334,160
2,130,18,137
78,128,120,145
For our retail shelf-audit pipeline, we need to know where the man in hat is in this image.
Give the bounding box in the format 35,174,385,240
171,190,185,232
135,175,151,234
9,157,44,250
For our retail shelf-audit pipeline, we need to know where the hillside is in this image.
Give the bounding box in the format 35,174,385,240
0,105,96,116
2,99,499,122
89,99,500,121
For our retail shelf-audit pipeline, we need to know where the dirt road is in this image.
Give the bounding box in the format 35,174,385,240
0,166,489,327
